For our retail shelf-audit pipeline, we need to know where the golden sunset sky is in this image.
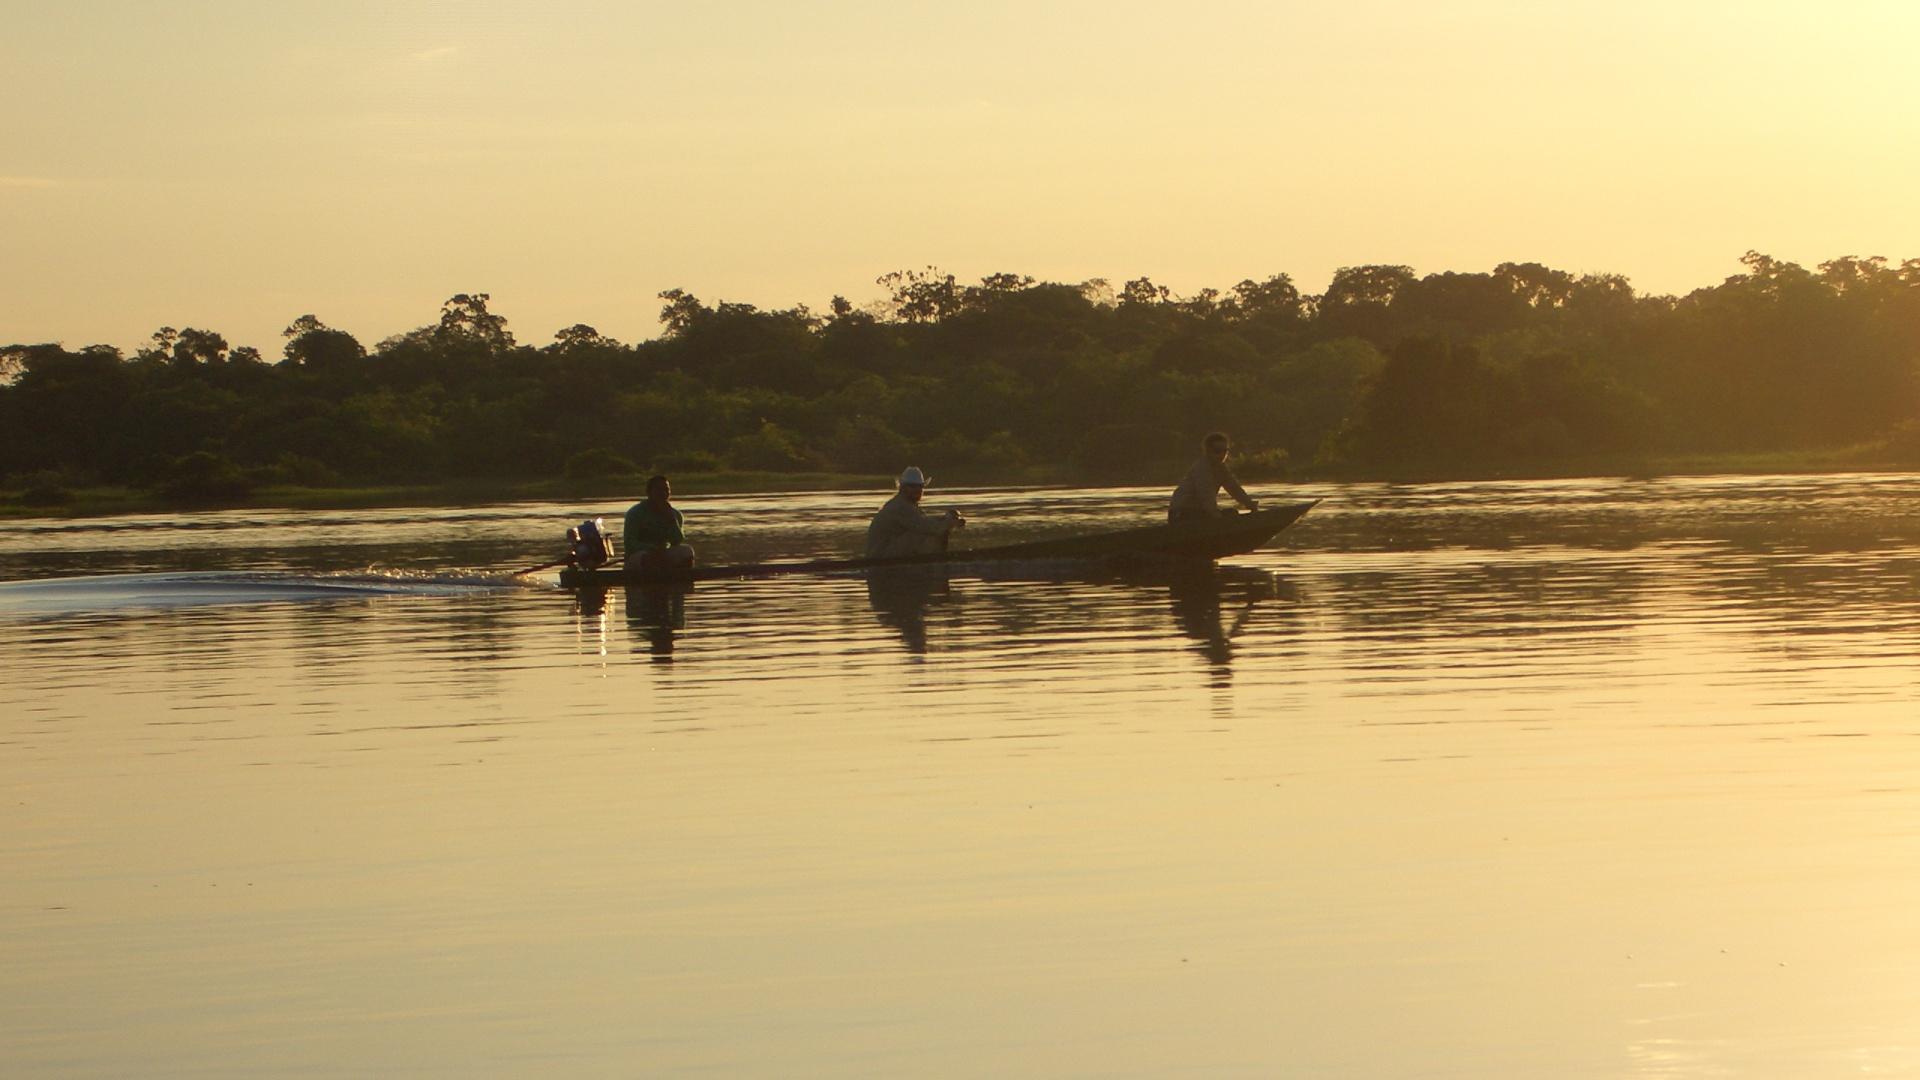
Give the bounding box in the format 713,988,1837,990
4,1,1916,354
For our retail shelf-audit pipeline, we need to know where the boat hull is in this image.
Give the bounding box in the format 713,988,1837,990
559,499,1317,588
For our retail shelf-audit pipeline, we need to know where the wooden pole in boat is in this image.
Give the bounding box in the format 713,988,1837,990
514,549,625,576
513,557,573,576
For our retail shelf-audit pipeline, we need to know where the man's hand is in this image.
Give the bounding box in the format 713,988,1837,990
946,509,967,529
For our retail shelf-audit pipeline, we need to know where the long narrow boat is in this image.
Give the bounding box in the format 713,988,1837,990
558,499,1317,588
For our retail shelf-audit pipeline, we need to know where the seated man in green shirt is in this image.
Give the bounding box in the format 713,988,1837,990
624,474,695,575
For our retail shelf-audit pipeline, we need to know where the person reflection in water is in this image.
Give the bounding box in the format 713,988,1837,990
1168,573,1236,685
866,466,965,558
624,474,695,575
1168,432,1259,524
867,569,949,655
626,582,687,661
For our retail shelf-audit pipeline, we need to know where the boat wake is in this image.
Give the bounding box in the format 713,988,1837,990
0,570,529,618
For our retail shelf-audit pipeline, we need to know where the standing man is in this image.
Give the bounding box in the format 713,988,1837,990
866,466,965,558
625,474,696,574
1168,432,1259,523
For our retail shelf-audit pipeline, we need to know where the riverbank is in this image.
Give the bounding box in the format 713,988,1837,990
1302,445,1917,485
5,448,1916,520
0,470,903,520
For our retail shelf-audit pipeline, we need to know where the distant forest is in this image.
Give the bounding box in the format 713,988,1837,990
4,252,1920,503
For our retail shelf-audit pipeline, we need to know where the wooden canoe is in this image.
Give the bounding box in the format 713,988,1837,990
557,500,1316,588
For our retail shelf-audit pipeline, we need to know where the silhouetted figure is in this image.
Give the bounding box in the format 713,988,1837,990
1169,432,1259,524
866,466,965,558
1168,573,1236,678
625,474,695,575
577,587,609,619
625,582,688,660
867,567,949,654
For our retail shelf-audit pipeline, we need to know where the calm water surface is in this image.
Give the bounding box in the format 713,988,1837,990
4,476,1920,1078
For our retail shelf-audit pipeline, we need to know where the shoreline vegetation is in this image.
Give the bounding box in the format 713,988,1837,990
5,447,1911,521
7,252,1920,521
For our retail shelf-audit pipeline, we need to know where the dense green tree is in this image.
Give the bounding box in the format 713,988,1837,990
1492,262,1576,308
1119,277,1172,307
1338,337,1515,468
1,345,136,480
6,254,1919,497
172,327,231,366
878,267,963,323
1273,339,1384,464
282,315,367,371
1644,253,1880,448
824,414,912,473
436,293,514,349
1391,272,1530,341
1230,274,1306,324
552,323,620,351
1152,330,1261,374
1316,264,1416,343
652,294,824,393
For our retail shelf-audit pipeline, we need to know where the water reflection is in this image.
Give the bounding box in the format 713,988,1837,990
624,583,689,660
855,561,1291,683
555,558,1294,675
14,477,1920,1077
866,568,952,654
1168,572,1258,686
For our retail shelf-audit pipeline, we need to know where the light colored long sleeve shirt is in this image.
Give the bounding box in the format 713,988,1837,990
1168,456,1253,517
865,493,953,558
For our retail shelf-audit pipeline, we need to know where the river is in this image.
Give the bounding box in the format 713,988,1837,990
4,475,1919,1077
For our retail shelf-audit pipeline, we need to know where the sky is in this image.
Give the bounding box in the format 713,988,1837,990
4,0,1918,355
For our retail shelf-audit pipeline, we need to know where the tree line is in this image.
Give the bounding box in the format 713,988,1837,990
4,252,1919,503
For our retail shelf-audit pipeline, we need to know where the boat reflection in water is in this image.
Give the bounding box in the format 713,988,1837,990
861,558,1291,679
866,567,953,655
574,581,689,660
568,556,1294,672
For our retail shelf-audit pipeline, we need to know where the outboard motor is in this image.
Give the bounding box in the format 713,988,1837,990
567,517,615,569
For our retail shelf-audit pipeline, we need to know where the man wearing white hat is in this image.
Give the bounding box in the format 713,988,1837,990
865,466,966,559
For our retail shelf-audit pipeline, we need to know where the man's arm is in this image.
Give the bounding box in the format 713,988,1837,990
907,505,954,535
1215,460,1257,510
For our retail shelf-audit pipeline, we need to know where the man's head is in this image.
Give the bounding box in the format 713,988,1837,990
898,465,928,502
646,474,671,503
1203,432,1231,458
